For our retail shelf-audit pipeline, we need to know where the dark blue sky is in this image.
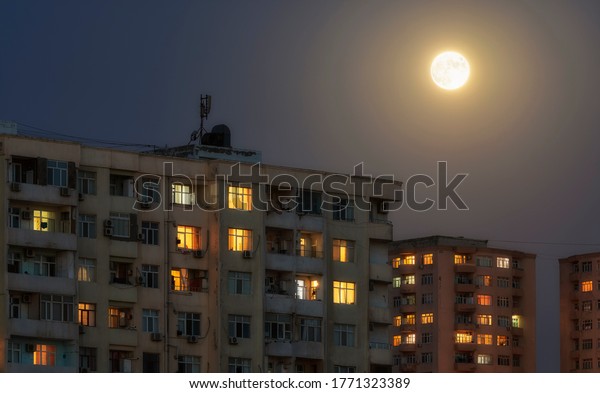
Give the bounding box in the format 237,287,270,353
3,0,600,372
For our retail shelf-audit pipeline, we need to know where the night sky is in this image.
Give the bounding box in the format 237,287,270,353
3,0,600,372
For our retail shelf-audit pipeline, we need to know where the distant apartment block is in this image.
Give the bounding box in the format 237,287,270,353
389,236,536,372
559,253,600,372
0,126,400,372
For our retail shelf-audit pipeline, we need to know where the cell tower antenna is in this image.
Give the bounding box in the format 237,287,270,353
188,94,212,145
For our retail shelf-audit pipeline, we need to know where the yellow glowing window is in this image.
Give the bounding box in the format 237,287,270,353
497,335,509,346
404,333,416,344
421,313,434,324
172,183,194,205
78,303,96,327
477,314,493,325
108,307,122,328
497,257,510,268
171,268,189,291
454,255,467,264
393,316,402,326
581,281,593,292
33,210,56,232
392,277,402,288
228,228,252,251
477,295,492,306
423,254,433,265
477,275,492,287
405,314,416,325
403,255,416,265
310,280,319,300
477,334,492,345
512,315,522,328
393,335,402,346
228,185,252,211
333,281,355,304
176,226,200,250
333,239,354,262
392,258,401,268
454,332,473,343
33,344,56,366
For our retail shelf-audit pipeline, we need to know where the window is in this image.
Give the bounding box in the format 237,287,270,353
582,359,592,370
31,255,56,277
229,315,251,338
108,307,132,329
172,183,194,205
476,256,492,267
477,334,493,345
391,258,401,268
332,239,354,262
178,355,201,373
47,160,68,187
421,332,432,344
582,300,592,312
334,365,356,373
333,281,355,304
109,212,130,238
79,347,97,372
393,335,402,346
170,268,207,292
143,353,160,373
333,324,355,347
41,295,74,322
143,309,159,333
454,255,466,264
228,271,251,295
228,228,252,251
401,275,415,285
228,185,252,211
497,277,510,288
497,355,510,366
404,314,416,325
139,265,159,289
456,294,474,304
332,198,354,221
33,210,55,232
229,357,251,373
78,214,96,238
497,257,510,268
298,189,322,215
77,170,96,195
582,281,593,292
476,314,492,326
498,316,511,328
512,278,521,289
142,222,159,245
402,255,415,265
421,353,433,364
393,316,401,326
403,333,416,344
421,313,434,324
300,318,322,342
421,274,433,285
455,332,473,343
78,303,96,327
422,293,433,304
497,335,509,346
110,174,134,197
33,344,56,366
497,297,510,307
582,319,592,330
477,354,492,365
477,295,492,306
582,261,592,272
77,258,96,282
423,253,433,265
177,225,200,250
177,312,200,336
264,313,292,340
8,207,20,228
582,339,593,350
7,341,21,364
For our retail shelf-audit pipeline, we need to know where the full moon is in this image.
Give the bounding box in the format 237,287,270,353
431,51,470,90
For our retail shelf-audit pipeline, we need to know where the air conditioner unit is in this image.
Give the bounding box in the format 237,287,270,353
137,233,144,241
150,332,162,342
104,219,113,228
242,250,253,259
60,187,71,197
229,336,238,345
21,294,32,303
187,335,198,344
25,344,35,353
193,250,205,258
21,211,32,220
25,248,35,258
11,182,21,192
104,227,113,237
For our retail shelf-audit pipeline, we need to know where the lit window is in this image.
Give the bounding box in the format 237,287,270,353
78,258,96,282
391,258,401,268
454,332,473,343
477,295,492,306
403,255,416,265
393,335,402,346
477,314,493,326
332,239,354,262
402,275,416,285
477,354,492,365
78,303,96,327
108,307,132,329
454,255,466,264
423,253,433,265
393,316,401,326
228,185,252,211
228,228,252,251
170,268,206,293
333,281,355,304
475,275,492,287
404,333,416,344
477,334,493,345
33,210,56,232
497,257,510,268
497,335,509,346
421,313,434,324
177,225,200,250
581,281,593,292
172,183,194,205
33,344,56,366
392,277,402,288
47,160,68,187
512,315,522,328
404,314,416,325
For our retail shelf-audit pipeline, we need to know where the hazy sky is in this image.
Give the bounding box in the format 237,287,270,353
3,0,600,372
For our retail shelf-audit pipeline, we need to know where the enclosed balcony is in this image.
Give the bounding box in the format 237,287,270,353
8,319,78,341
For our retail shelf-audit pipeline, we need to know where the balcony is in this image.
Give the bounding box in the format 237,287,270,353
265,341,293,357
8,319,78,341
8,182,78,206
109,240,138,259
397,303,416,313
369,263,392,283
511,327,524,336
454,322,476,330
7,273,76,295
292,341,324,359
454,342,476,351
369,307,391,325
367,221,393,240
454,363,476,372
108,328,138,347
512,268,524,278
398,284,416,294
369,344,393,365
394,264,416,275
398,364,417,372
397,343,417,352
264,296,323,317
454,302,476,312
296,299,324,317
5,363,78,373
454,264,476,273
398,324,416,333
296,255,324,275
265,252,295,271
512,288,524,297
455,283,476,292
7,228,76,250
570,331,580,339
108,284,138,303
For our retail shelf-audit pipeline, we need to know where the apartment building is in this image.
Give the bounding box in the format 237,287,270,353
0,123,400,372
389,236,536,372
559,253,600,372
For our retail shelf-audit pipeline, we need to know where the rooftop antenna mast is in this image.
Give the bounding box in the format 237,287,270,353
188,94,212,145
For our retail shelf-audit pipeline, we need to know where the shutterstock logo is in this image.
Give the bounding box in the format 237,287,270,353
131,161,469,213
